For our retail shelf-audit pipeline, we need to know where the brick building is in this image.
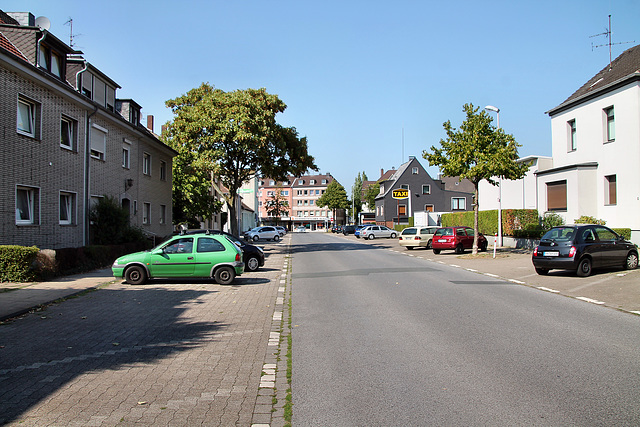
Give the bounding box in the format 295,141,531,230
1,10,176,249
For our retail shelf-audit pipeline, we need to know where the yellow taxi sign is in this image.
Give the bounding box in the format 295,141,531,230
392,189,409,199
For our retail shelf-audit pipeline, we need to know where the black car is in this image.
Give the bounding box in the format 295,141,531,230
532,224,638,277
183,229,265,272
342,225,357,235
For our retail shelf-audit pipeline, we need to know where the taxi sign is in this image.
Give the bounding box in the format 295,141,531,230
392,189,409,199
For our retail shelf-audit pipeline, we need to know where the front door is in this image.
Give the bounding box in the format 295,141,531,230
148,237,196,277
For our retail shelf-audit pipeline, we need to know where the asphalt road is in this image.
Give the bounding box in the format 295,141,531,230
291,232,640,426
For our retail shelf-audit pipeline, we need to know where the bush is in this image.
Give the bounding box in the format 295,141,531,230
0,245,39,282
613,228,632,240
541,212,564,230
574,215,606,225
441,209,539,236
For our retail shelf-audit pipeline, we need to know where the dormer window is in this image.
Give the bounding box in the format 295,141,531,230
38,45,64,79
131,108,140,126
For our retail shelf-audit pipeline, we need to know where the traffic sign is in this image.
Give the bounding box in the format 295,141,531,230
392,189,409,199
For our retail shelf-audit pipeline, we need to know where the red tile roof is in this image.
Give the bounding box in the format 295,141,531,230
0,32,28,62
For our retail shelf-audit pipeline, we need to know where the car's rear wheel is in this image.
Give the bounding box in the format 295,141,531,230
535,267,549,275
390,233,397,238
406,246,414,250
214,266,235,285
433,249,441,254
125,265,147,285
426,239,432,249
273,235,280,242
368,234,375,240
624,252,639,270
455,244,465,254
246,256,260,272
576,257,592,277
253,235,259,242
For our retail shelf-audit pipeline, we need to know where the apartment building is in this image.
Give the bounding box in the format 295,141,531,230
1,10,176,249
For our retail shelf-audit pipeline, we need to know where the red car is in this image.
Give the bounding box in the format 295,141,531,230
432,226,488,254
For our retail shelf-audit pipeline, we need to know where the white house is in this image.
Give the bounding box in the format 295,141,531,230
480,44,640,244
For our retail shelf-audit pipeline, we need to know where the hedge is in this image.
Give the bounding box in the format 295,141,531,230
0,245,39,282
441,209,540,236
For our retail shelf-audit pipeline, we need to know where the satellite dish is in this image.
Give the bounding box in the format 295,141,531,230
35,16,51,31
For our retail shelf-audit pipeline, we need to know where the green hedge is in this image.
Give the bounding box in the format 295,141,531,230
441,209,540,236
0,245,39,282
613,228,631,240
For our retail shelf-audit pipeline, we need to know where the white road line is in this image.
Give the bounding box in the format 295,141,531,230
465,268,478,272
509,279,525,284
449,264,460,268
576,296,605,305
484,273,500,278
537,286,559,293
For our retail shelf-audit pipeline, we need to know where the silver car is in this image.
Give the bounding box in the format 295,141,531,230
359,225,397,240
244,226,280,242
398,226,439,249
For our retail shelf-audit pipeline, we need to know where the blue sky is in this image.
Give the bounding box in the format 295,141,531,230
7,0,639,189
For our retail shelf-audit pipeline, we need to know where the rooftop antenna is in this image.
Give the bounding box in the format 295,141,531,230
64,17,80,48
590,15,634,70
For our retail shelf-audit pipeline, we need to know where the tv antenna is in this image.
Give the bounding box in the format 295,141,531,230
64,18,81,48
590,15,634,70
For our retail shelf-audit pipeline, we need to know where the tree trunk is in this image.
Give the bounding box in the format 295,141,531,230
228,194,239,236
472,182,479,255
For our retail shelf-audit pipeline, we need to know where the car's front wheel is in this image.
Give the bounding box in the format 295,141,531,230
576,257,592,277
426,239,432,249
246,256,260,272
125,265,147,285
214,266,236,285
624,252,639,270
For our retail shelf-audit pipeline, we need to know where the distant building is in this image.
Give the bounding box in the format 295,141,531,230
1,10,176,248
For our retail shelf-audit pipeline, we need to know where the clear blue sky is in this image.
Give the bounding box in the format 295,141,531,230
7,0,639,189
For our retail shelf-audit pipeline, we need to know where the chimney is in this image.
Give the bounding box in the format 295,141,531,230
380,168,383,177
147,115,154,133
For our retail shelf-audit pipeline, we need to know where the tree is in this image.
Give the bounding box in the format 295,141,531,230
363,182,380,212
164,83,316,235
265,188,289,226
351,171,367,224
316,181,350,225
423,103,528,255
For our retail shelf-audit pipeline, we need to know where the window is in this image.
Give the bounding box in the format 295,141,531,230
422,185,431,195
605,175,617,205
38,45,64,79
298,179,304,185
90,124,107,160
310,179,316,184
604,107,615,142
106,86,115,112
594,226,617,242
18,95,39,138
94,78,106,108
568,119,577,152
281,190,289,196
412,167,418,174
297,200,302,206
401,184,409,190
197,237,225,253
398,204,407,215
165,238,193,254
133,200,138,215
160,204,166,224
59,192,75,225
304,200,308,206
81,73,92,98
60,116,76,150
143,202,151,224
297,190,303,196
270,180,275,185
315,189,320,195
160,161,167,181
425,204,434,212
451,197,466,210
267,191,274,196
322,179,327,184
143,153,151,175
122,147,130,169
304,190,308,195
547,180,567,211
16,186,39,225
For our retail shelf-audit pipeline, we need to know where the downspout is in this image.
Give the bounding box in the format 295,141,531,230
36,31,46,68
76,60,95,246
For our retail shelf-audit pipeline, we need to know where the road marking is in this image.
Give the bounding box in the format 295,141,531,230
630,311,640,316
509,279,525,284
465,268,478,272
576,296,605,305
449,264,460,268
537,286,559,293
484,273,499,278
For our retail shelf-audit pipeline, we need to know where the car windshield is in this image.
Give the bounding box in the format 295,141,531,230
542,227,575,241
402,228,417,235
434,228,453,236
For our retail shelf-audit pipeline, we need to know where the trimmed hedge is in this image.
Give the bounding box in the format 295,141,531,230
441,209,540,236
0,245,39,282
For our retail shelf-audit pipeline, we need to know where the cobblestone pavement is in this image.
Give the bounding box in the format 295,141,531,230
0,236,293,427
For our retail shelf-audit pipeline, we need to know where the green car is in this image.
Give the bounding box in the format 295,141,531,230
112,232,244,285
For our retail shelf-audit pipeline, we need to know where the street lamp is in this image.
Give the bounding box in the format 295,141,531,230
484,105,502,247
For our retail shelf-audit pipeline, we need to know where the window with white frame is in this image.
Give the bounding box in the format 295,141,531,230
160,204,166,224
567,119,577,152
605,175,617,205
451,197,466,210
59,192,75,225
143,202,151,224
270,180,275,185
160,160,167,181
604,107,615,142
143,153,151,175
322,179,327,184
16,186,39,225
546,180,567,211
422,184,430,195
60,116,76,150
297,200,302,206
122,146,130,169
17,95,39,138
412,167,418,174
281,190,289,196
298,179,304,185
90,124,107,160
310,179,316,184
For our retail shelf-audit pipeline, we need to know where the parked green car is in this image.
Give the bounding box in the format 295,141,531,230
112,232,244,285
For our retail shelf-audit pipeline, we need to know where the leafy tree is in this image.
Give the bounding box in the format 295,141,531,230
351,171,367,224
90,195,146,245
265,187,289,226
316,181,350,225
423,103,528,254
164,83,316,235
363,182,380,211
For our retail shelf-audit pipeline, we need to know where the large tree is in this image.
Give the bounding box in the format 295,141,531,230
423,103,528,255
363,182,380,212
265,188,289,226
316,181,350,225
350,171,367,224
164,83,316,235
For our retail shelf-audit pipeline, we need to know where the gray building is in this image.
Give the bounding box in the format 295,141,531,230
1,10,176,249
375,157,474,227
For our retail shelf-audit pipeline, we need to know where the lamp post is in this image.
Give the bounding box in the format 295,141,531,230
484,105,502,247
